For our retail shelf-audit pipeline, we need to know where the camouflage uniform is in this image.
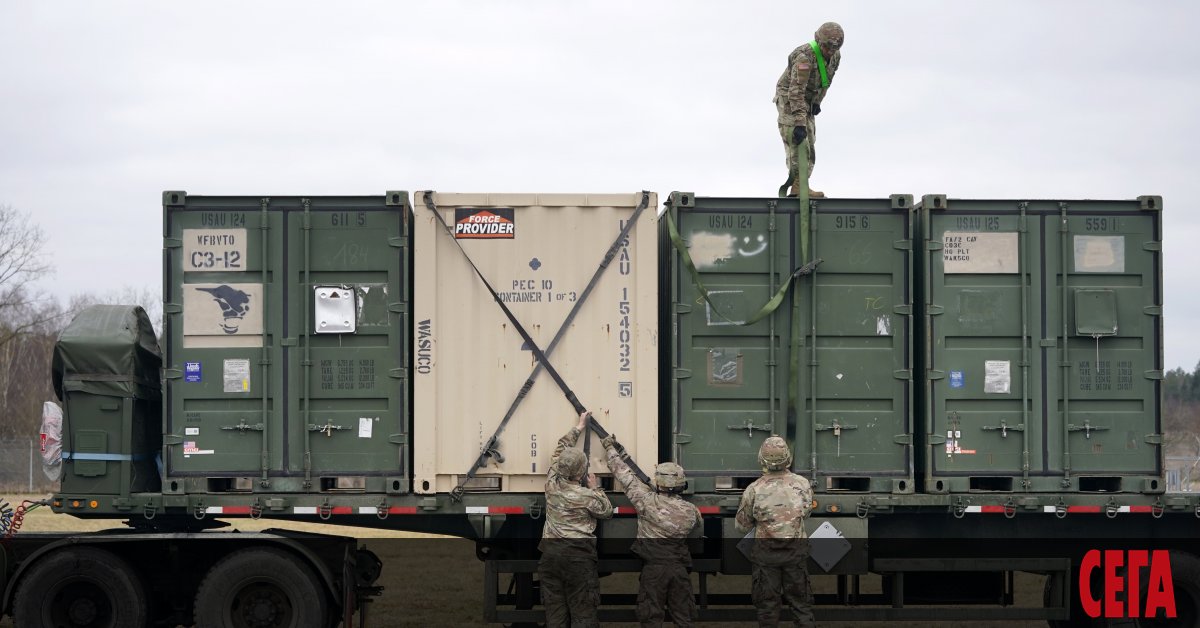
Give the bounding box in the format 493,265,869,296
735,437,816,627
775,22,844,195
539,426,613,628
605,441,703,627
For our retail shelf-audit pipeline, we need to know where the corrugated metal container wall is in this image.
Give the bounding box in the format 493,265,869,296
412,192,658,494
665,193,914,494
920,195,1164,493
162,192,411,494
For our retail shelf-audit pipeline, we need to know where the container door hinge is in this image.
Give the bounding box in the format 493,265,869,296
926,241,944,251
928,433,946,445
1145,434,1164,445
674,433,693,445
164,303,183,314
893,434,913,446
893,370,912,380
388,302,407,313
389,434,407,445
893,304,912,315
675,303,692,314
893,240,913,250
388,236,406,249
1144,370,1164,380
1143,305,1163,317
927,304,945,316
389,368,407,379
164,434,184,445
674,368,692,380
1143,241,1162,252
927,370,946,381
164,369,183,380
163,238,182,249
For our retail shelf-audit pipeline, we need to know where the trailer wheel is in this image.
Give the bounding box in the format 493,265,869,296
11,546,148,628
1141,550,1200,628
194,547,330,628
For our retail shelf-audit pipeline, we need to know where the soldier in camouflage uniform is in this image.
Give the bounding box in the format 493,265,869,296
775,22,844,199
602,434,703,627
539,411,613,628
735,436,816,627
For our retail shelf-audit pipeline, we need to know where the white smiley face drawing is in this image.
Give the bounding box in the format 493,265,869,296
738,234,767,257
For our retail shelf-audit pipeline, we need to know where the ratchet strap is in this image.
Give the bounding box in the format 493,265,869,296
422,192,653,497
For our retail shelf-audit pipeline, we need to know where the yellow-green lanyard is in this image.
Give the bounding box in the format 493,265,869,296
810,40,829,88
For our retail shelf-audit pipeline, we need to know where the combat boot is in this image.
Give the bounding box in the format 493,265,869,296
809,190,826,198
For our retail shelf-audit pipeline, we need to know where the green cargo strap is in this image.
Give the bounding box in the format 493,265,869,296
664,209,821,326
810,40,829,88
797,141,810,262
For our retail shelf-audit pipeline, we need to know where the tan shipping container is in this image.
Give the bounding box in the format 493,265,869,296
412,192,659,494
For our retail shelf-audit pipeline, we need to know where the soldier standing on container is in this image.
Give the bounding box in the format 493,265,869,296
539,410,613,628
601,434,703,627
735,436,816,627
775,21,844,199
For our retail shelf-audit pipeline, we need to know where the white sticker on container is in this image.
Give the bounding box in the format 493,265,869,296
984,360,1011,394
1073,235,1125,273
223,359,251,393
185,427,200,436
943,232,1019,274
359,417,374,439
182,229,247,273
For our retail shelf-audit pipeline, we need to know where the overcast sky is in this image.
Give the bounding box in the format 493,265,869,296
1,1,1198,369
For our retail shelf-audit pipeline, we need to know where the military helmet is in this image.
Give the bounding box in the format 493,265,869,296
556,448,587,481
653,462,688,491
758,436,793,471
815,22,845,52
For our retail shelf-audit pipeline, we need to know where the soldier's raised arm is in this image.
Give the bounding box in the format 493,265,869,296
602,435,652,506
550,411,589,470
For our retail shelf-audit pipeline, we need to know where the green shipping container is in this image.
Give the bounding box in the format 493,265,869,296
162,192,410,494
920,196,1164,493
664,193,914,494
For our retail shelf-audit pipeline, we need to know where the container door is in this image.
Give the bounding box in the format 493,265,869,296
1046,201,1162,480
164,198,284,478
669,200,796,478
801,198,913,491
923,201,1041,491
285,198,409,492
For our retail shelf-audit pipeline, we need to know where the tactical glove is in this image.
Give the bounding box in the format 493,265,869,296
792,125,808,144
811,102,821,116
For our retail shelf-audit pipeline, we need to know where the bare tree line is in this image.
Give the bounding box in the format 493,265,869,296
0,204,160,440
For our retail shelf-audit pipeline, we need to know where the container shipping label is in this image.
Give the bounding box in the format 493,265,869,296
454,208,515,239
984,360,1011,394
182,229,248,272
223,359,251,393
183,283,263,347
1073,235,1125,273
942,231,1019,274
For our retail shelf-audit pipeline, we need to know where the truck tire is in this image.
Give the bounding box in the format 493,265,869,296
193,546,330,628
1142,550,1200,627
11,546,148,628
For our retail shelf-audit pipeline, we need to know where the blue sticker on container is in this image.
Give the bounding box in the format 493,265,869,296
185,362,202,383
949,370,964,389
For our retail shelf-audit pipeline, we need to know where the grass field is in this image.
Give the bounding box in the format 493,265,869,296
2,494,1053,627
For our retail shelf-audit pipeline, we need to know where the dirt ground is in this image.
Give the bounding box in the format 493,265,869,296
2,494,1052,627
